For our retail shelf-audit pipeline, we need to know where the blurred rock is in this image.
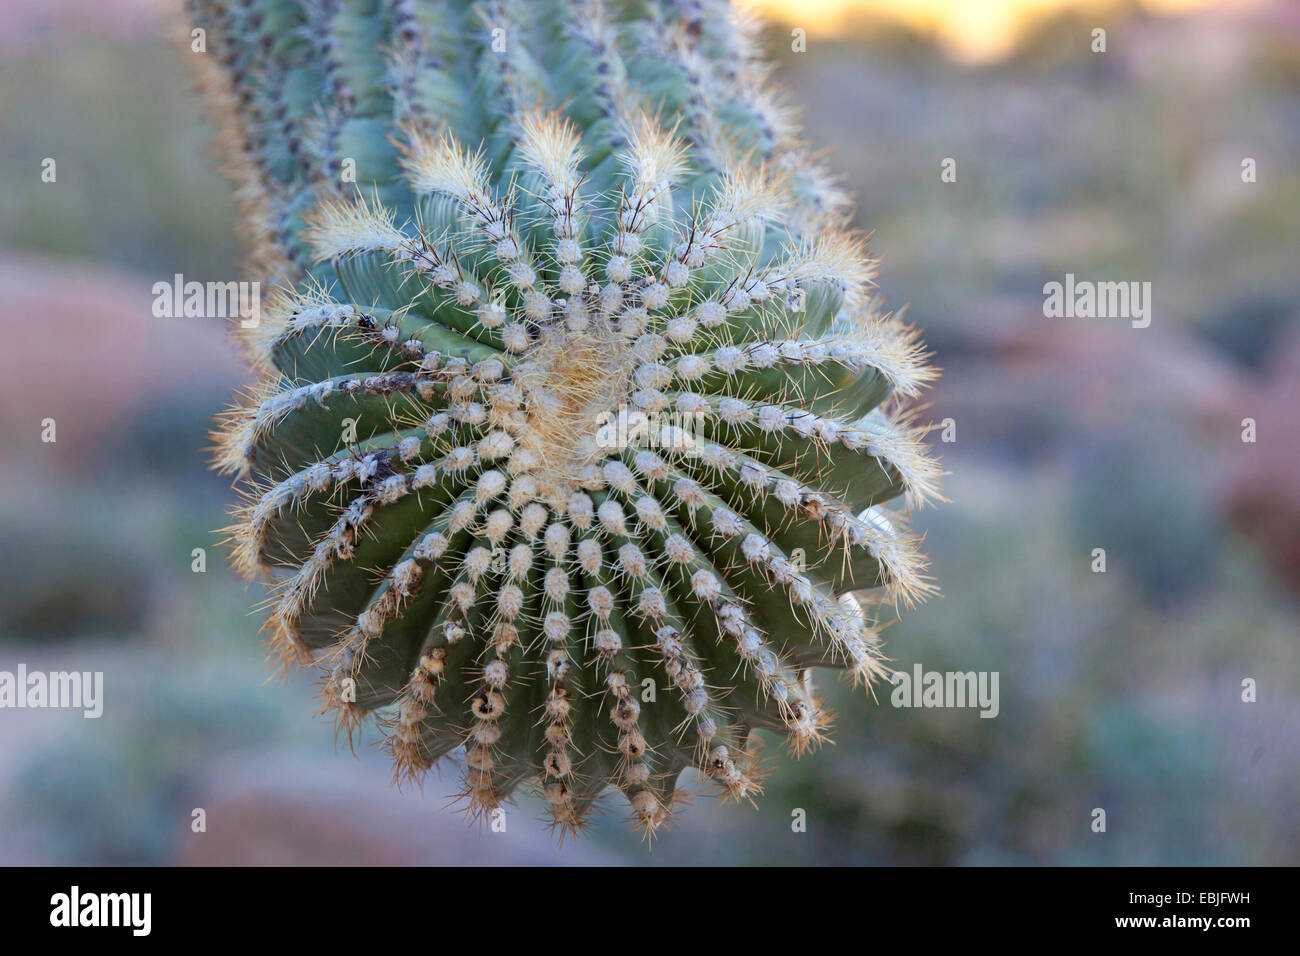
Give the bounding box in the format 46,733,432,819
928,317,1251,464
0,0,165,53
1221,321,1300,591
0,251,247,463
171,754,618,866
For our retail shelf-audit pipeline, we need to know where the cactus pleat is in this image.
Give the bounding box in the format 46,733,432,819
196,0,941,838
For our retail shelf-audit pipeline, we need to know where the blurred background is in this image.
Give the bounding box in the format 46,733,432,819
0,0,1296,865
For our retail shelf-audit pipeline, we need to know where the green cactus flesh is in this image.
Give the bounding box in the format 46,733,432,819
198,0,941,838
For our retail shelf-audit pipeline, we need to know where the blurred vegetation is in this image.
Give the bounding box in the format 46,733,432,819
764,4,1300,367
0,40,238,278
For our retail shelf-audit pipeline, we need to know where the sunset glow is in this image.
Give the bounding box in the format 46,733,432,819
748,0,1228,62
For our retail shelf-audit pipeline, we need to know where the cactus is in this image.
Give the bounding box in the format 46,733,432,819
196,0,941,838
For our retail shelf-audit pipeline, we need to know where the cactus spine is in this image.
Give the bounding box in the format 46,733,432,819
196,0,941,839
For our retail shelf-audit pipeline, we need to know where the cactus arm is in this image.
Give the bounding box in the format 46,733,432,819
198,0,942,838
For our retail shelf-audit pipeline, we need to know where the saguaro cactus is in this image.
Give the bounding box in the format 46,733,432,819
197,0,941,838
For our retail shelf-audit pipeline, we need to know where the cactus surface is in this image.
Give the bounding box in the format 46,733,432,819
197,0,941,838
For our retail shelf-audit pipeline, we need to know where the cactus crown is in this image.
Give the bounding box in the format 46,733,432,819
196,0,941,839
